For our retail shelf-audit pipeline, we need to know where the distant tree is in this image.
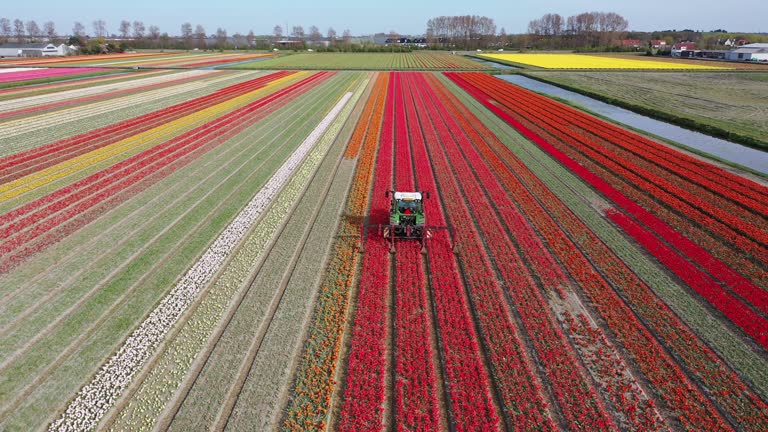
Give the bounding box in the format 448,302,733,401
327,27,337,42
194,24,206,49
148,25,161,42
73,21,85,37
13,19,24,42
309,26,323,43
232,32,245,49
132,21,145,39
71,21,86,46
93,20,107,38
180,22,193,48
119,20,131,39
43,21,56,41
0,18,12,42
388,29,399,42
309,25,321,43
291,25,305,40
215,27,227,48
343,29,352,44
247,30,255,47
273,25,283,40
25,20,40,40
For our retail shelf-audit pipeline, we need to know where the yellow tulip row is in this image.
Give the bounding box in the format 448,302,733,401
480,53,729,70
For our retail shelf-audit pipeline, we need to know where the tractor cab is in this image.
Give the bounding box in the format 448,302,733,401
389,191,425,238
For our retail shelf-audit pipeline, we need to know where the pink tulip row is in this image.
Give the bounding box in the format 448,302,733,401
0,67,108,83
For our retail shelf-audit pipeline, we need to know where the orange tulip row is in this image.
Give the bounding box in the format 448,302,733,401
283,72,389,430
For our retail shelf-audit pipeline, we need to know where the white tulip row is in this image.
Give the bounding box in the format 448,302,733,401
111,80,366,431
0,67,42,74
0,69,215,113
49,91,354,432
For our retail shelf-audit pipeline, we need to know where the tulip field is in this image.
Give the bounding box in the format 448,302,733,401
478,53,731,70
235,52,492,70
0,52,275,69
0,59,766,432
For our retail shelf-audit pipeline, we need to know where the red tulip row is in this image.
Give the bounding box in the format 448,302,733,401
403,72,501,430
338,74,396,431
284,73,389,431
562,311,668,432
505,92,768,303
446,71,768,430
457,74,768,266
416,72,615,430
494,84,768,262
0,72,331,272
0,71,296,184
391,72,441,430
407,72,556,430
426,73,669,431
528,85,768,212
609,208,767,346
449,72,768,348
0,71,217,121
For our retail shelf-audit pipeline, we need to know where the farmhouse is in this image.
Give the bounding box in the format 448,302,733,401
0,43,74,57
725,43,768,62
671,41,696,57
650,39,667,49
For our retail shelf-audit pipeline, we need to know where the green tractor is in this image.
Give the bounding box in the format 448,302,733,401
363,190,453,253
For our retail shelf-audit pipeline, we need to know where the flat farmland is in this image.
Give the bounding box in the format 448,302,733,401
231,52,492,70
0,52,275,69
524,71,768,148
0,65,765,432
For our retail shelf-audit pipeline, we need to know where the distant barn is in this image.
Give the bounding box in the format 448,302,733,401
0,43,74,58
725,43,768,62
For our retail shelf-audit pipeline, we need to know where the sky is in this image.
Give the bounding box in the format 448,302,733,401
6,0,768,37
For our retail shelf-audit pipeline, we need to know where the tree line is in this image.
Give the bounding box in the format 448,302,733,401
425,15,497,49
526,11,629,50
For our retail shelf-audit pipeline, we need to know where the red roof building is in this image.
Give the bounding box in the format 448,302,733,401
673,42,696,50
621,39,642,48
